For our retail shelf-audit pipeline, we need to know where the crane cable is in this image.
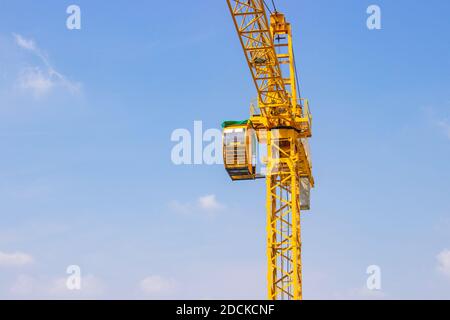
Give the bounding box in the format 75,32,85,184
262,0,273,14
293,48,302,100
263,0,277,13
271,0,278,13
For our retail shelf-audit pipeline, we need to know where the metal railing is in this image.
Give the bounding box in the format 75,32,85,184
250,98,312,126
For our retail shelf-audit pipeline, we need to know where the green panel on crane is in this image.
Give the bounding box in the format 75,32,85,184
221,120,251,128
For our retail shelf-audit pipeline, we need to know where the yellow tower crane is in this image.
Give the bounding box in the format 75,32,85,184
222,0,314,300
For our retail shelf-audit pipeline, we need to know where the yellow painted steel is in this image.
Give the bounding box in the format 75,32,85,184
225,0,314,300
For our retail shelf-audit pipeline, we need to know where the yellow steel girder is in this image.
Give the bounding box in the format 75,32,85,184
225,0,314,301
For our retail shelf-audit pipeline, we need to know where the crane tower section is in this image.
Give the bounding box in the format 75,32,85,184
224,0,314,300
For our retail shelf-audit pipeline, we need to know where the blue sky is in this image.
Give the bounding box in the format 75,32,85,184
0,0,449,299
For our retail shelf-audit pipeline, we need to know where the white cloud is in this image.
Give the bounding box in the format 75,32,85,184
47,274,104,298
437,249,450,278
13,33,36,51
9,274,104,299
140,275,176,297
332,286,387,300
170,194,225,216
353,287,386,300
10,275,35,295
198,194,223,211
13,33,81,98
18,67,54,97
0,251,33,267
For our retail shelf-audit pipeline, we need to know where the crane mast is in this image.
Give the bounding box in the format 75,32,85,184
224,0,314,300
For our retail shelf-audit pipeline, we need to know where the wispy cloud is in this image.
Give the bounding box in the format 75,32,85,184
47,274,104,298
10,274,35,295
423,105,450,140
13,33,81,97
17,67,54,97
10,274,104,299
437,119,450,140
337,286,387,300
140,275,177,297
437,249,450,278
14,34,36,51
198,194,224,211
0,251,33,267
169,194,225,216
